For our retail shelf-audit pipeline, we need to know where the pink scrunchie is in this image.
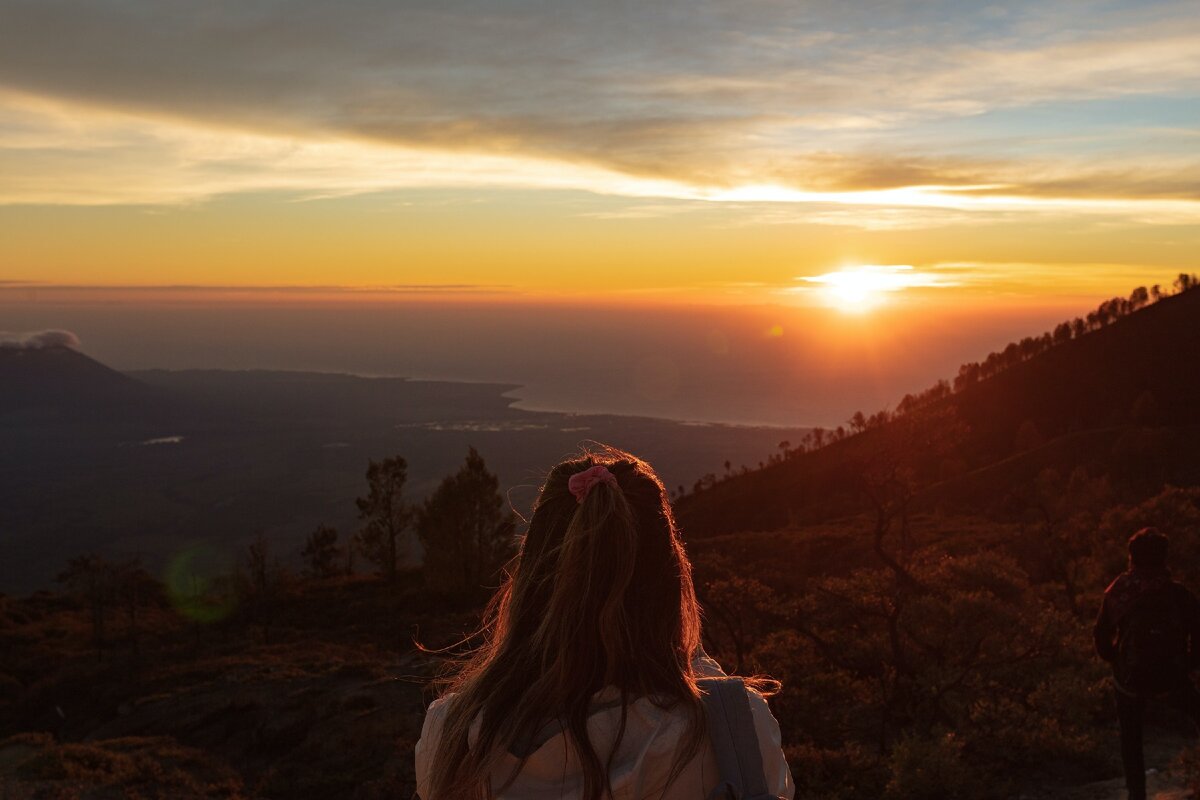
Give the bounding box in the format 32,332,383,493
568,465,618,503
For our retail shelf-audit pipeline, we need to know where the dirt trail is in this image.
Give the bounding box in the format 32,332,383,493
1040,734,1195,800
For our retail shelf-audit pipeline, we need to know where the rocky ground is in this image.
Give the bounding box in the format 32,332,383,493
0,574,462,799
0,641,430,799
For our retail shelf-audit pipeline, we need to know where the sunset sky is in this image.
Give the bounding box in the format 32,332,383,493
1,0,1197,305
1,1,1198,425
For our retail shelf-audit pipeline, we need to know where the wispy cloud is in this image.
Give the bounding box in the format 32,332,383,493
799,265,958,290
0,92,699,205
0,0,1197,223
0,280,513,302
0,329,80,349
4,90,1199,233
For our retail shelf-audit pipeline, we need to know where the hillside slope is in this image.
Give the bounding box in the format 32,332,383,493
677,287,1200,538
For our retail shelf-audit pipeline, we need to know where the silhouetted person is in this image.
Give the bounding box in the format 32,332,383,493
1094,527,1200,800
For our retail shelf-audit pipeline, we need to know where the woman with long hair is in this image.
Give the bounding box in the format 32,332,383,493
415,446,793,799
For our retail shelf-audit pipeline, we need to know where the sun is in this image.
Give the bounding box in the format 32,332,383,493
799,265,947,313
824,274,884,312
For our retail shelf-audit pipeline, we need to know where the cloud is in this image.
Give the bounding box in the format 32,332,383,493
0,329,80,350
0,92,700,205
3,89,1200,231
0,0,1198,216
0,281,514,304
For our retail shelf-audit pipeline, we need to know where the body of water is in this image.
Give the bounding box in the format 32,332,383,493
2,298,1083,427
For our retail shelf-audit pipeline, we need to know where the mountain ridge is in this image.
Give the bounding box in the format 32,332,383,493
0,344,158,418
676,285,1200,538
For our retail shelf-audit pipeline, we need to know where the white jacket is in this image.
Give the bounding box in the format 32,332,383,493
415,654,794,799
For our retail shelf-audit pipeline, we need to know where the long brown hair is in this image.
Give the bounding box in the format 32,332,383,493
424,445,705,799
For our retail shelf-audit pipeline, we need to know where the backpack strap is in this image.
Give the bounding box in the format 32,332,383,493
697,677,776,800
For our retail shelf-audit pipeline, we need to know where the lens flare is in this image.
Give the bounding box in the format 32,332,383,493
165,543,237,623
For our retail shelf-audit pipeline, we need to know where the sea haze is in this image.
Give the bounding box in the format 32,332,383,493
0,298,1083,426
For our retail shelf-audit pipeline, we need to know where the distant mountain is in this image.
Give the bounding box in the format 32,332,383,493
0,344,157,419
677,286,1200,537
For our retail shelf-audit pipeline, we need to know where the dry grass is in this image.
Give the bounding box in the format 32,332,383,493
0,732,245,798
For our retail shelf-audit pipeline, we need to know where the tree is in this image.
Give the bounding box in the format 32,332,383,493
789,550,1072,790
1128,286,1150,311
1016,466,1113,614
236,532,289,644
355,456,413,582
812,427,827,449
111,558,160,666
417,447,516,595
301,524,341,578
954,362,980,392
246,534,269,592
57,554,116,659
57,555,160,664
698,568,780,675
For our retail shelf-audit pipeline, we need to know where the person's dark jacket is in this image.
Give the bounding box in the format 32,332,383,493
1093,567,1200,669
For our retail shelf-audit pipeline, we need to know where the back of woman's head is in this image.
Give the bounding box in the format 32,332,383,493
426,445,703,800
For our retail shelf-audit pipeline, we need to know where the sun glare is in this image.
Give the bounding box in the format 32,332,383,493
800,265,951,313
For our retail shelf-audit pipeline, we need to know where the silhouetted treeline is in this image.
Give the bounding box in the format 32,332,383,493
46,446,517,656
259,447,517,594
951,276,1195,395
689,273,1200,493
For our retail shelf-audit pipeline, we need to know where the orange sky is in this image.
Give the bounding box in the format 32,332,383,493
1,2,1198,309
1,184,1193,309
